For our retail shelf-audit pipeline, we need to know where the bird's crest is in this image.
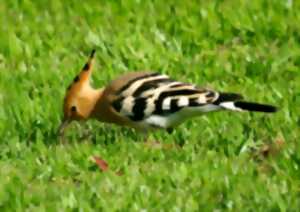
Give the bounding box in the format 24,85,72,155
66,49,96,92
59,50,100,137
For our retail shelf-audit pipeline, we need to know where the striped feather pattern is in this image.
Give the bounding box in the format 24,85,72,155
111,72,219,127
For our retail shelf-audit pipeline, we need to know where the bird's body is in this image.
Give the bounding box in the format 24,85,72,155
97,71,223,132
58,50,277,136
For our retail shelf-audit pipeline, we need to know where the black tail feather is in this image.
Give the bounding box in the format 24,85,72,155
234,101,277,113
214,92,243,104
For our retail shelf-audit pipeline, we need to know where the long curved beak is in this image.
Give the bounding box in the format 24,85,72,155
58,119,71,137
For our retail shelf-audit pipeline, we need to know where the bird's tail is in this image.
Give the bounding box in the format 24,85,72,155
215,92,277,113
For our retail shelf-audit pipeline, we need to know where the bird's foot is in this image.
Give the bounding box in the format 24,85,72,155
144,140,181,150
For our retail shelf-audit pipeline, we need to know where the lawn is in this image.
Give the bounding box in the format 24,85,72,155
0,0,300,211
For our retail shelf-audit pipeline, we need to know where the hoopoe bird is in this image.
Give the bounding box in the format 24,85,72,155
58,50,277,137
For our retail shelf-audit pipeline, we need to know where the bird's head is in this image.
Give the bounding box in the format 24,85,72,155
58,50,102,136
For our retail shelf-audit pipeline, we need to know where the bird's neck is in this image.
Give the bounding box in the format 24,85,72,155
78,85,104,119
85,86,129,126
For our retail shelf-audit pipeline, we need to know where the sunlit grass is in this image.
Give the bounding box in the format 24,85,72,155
0,0,299,210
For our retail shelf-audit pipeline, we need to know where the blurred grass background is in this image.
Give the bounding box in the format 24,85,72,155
0,0,299,211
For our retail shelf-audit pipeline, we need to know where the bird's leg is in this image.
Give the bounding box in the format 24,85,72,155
144,139,162,149
166,128,174,134
58,134,67,144
80,122,93,141
148,127,182,150
139,128,161,149
141,127,181,150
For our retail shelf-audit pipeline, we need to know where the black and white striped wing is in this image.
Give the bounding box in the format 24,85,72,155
111,72,220,127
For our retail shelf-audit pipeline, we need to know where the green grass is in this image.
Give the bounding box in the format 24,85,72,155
0,0,300,211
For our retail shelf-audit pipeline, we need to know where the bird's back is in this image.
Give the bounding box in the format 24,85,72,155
101,71,220,131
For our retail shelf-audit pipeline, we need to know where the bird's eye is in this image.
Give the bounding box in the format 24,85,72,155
71,106,77,112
